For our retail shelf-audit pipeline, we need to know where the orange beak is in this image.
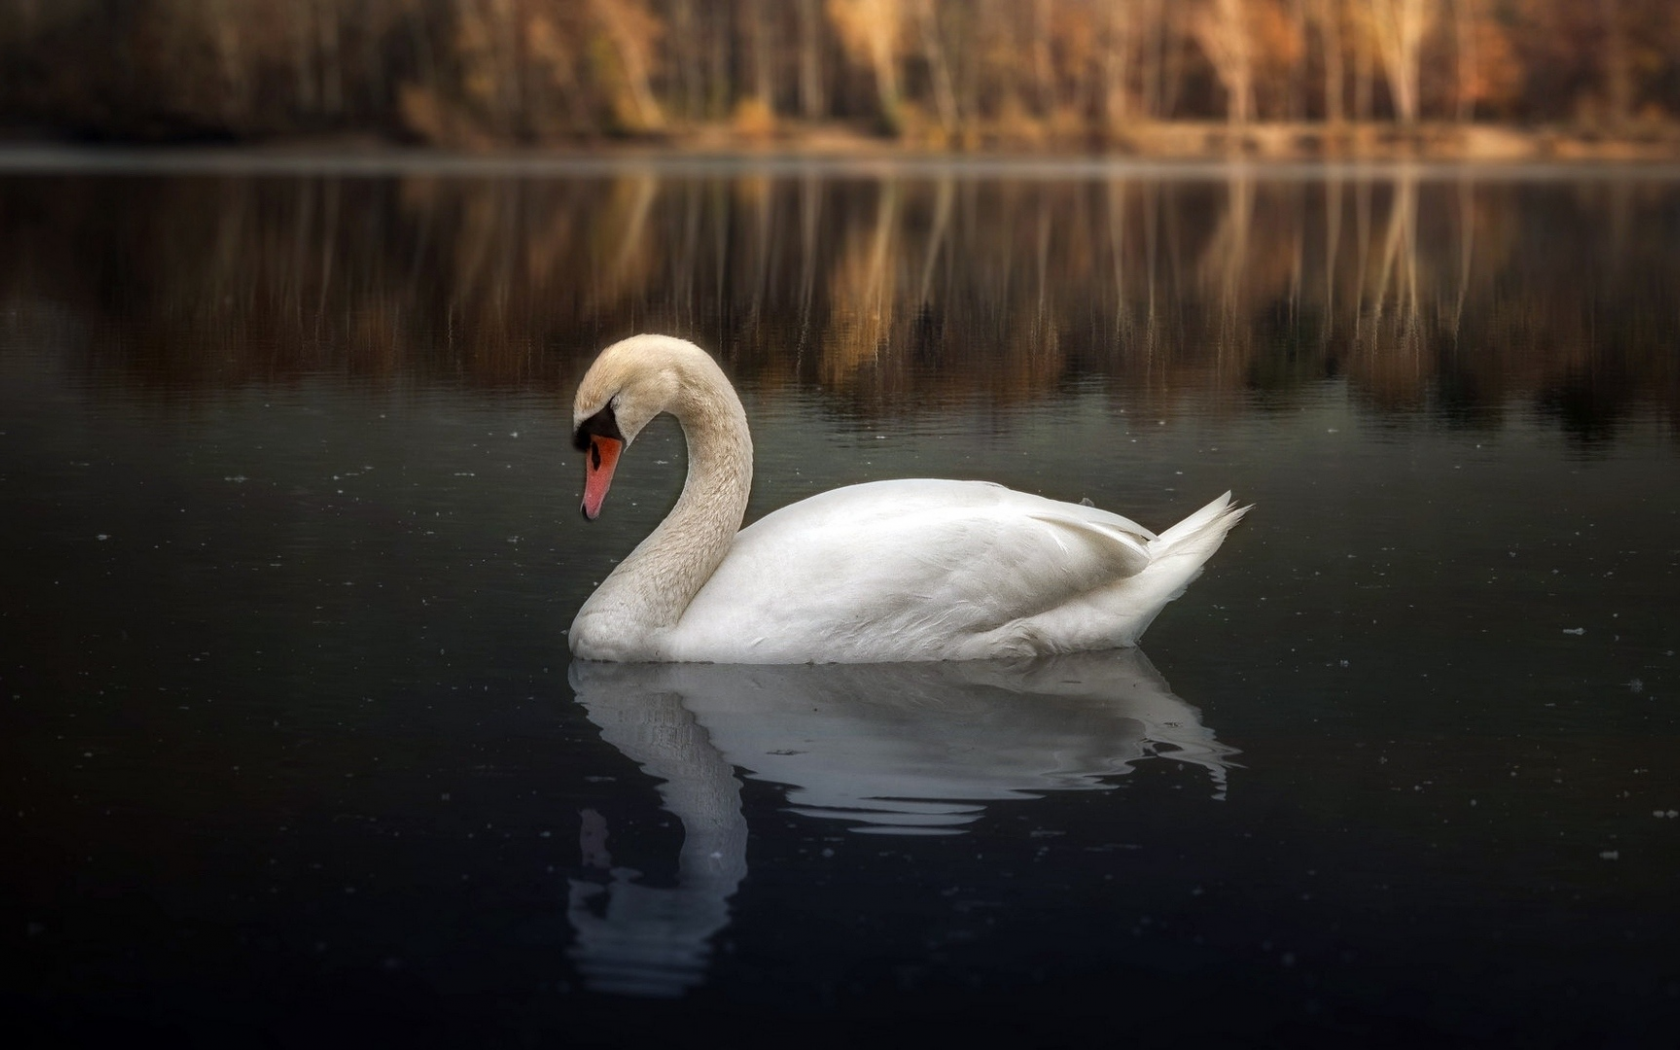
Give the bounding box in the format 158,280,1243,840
582,436,623,520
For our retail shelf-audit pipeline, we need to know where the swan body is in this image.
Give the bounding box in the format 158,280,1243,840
569,334,1247,664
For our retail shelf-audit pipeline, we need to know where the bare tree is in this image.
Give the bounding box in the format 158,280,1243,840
291,2,318,114
317,0,345,117
589,0,666,131
1353,3,1374,121
1192,0,1255,127
1454,0,1478,122
1370,0,1434,123
744,0,775,110
913,0,958,133
796,0,826,120
7,0,1680,146
1316,0,1345,123
1600,0,1631,127
827,0,905,130
206,0,251,123
1287,0,1310,119
1102,0,1135,126
1032,0,1055,115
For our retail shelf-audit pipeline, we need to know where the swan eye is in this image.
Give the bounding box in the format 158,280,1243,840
573,402,624,451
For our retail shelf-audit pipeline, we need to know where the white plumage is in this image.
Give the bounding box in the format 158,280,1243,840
568,334,1247,663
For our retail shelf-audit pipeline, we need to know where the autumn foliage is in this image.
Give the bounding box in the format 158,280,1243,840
2,0,1678,147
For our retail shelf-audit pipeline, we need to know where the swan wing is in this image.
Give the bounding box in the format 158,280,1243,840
668,479,1157,662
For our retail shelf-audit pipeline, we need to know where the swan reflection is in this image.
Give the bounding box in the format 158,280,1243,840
565,650,1234,996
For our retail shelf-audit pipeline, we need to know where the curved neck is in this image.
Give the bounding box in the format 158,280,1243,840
590,364,753,639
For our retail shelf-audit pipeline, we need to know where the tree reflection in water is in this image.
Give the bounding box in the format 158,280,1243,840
1,163,1675,442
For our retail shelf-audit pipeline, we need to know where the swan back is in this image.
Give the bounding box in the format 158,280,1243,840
665,481,1244,663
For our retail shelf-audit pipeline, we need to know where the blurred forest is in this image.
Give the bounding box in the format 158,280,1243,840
2,0,1679,152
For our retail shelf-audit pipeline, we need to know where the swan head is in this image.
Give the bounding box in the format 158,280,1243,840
571,334,719,520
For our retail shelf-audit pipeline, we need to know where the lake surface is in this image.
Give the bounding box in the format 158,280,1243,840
2,154,1678,1046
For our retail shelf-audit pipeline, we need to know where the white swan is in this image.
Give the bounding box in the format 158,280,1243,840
569,334,1247,663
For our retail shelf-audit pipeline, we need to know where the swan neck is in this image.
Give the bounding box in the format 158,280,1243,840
666,379,753,569
580,361,752,652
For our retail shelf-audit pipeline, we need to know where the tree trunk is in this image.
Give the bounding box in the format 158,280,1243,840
292,3,317,114
1289,0,1307,120
1371,0,1428,124
747,0,774,107
590,0,666,130
1454,0,1477,122
207,0,249,124
317,0,344,117
1104,1,1133,125
1354,14,1372,122
1160,0,1187,118
1033,0,1055,115
914,0,957,132
1601,0,1631,128
1192,0,1254,129
797,0,825,119
1319,0,1344,123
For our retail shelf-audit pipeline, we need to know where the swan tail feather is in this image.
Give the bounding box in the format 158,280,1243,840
1011,493,1249,653
1152,491,1250,555
1118,493,1249,643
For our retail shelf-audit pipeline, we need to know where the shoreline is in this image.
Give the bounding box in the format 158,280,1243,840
4,120,1680,176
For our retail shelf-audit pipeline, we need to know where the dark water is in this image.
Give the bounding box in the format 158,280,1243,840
2,156,1678,1047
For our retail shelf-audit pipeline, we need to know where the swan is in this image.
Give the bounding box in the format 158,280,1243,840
569,334,1247,663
